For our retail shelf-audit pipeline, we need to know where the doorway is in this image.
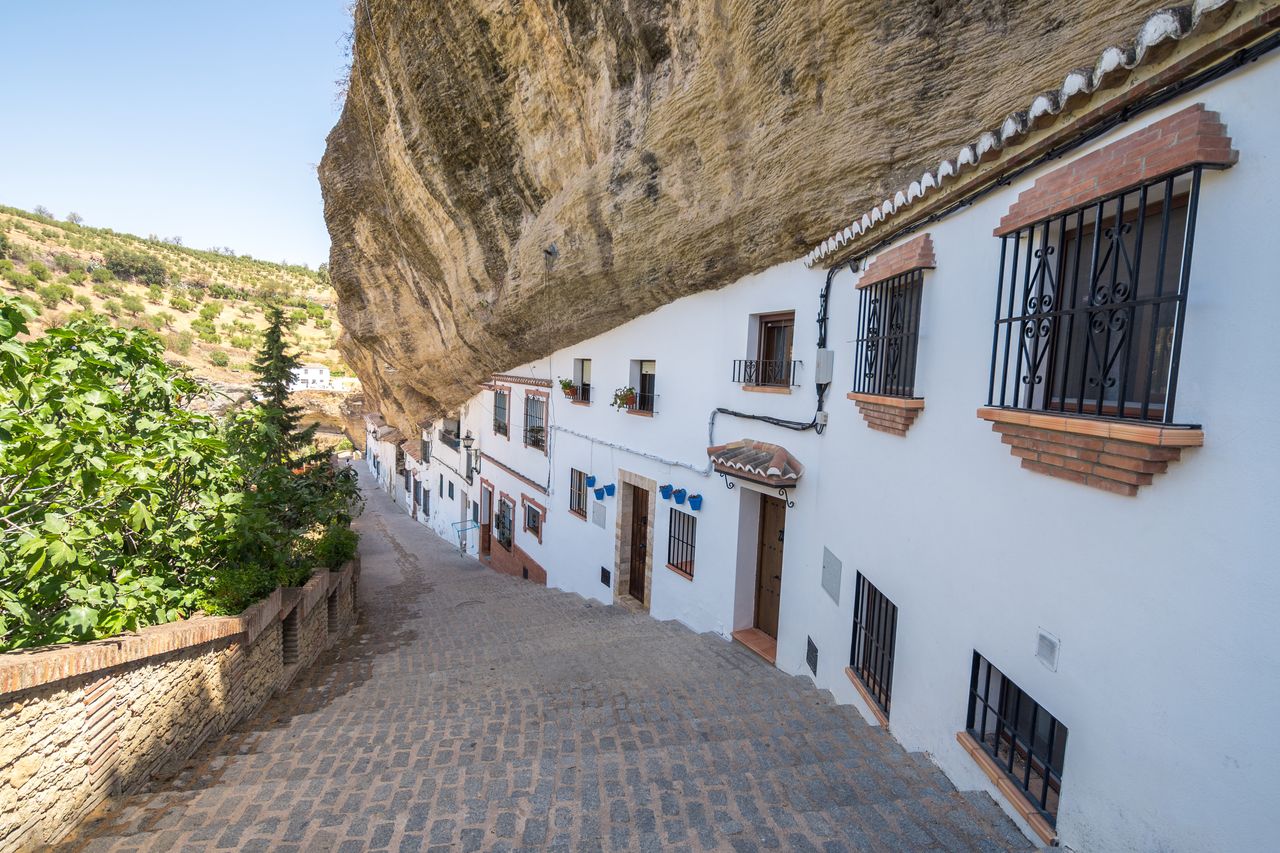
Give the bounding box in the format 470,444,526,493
755,494,786,638
627,484,650,603
480,485,493,556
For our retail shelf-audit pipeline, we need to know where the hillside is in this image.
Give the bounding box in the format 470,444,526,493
0,204,345,384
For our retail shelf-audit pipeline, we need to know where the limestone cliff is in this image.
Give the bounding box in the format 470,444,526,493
320,0,1175,430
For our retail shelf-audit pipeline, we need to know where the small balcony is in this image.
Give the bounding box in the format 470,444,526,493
623,391,658,416
565,383,591,404
438,428,461,451
733,359,800,388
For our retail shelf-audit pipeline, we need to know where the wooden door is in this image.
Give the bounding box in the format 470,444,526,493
628,485,649,602
755,495,787,638
480,486,492,555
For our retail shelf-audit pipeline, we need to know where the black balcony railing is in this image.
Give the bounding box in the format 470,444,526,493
733,359,800,387
438,429,460,451
573,383,591,403
623,391,657,414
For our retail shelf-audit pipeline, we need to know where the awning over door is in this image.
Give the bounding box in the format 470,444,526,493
707,440,804,488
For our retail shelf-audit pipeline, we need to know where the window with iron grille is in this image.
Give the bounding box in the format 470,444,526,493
849,572,897,719
734,312,799,387
966,651,1068,826
853,269,925,398
569,469,588,517
524,503,542,538
666,509,696,577
495,498,514,550
524,394,546,449
989,167,1204,424
493,389,509,436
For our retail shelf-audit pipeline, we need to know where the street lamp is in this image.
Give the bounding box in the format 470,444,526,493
461,431,480,479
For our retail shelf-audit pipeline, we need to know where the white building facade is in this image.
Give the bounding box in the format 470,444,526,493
361,20,1280,853
290,363,332,391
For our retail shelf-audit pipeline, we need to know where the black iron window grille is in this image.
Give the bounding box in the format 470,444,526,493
569,469,588,517
989,166,1204,424
853,269,925,398
849,572,897,719
967,651,1068,826
493,389,509,436
496,498,514,550
666,508,696,577
524,395,546,449
733,359,801,387
624,391,658,414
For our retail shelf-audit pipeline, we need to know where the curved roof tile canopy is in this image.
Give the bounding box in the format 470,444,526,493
708,440,805,488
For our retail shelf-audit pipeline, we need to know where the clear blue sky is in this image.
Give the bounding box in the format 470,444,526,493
0,1,352,268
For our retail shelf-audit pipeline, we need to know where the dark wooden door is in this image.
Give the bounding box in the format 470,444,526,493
628,485,649,602
480,486,492,555
755,495,786,638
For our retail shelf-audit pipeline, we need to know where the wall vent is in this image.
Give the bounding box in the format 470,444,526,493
600,567,611,587
1037,629,1061,672
806,636,819,675
522,566,529,580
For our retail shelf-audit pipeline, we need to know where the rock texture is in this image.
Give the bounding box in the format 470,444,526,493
321,0,1176,429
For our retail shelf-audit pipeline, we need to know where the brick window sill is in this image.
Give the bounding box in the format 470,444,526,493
977,407,1203,495
624,409,654,418
742,384,792,395
570,400,591,407
568,509,587,522
955,731,1056,846
665,563,694,581
843,667,889,728
847,392,925,436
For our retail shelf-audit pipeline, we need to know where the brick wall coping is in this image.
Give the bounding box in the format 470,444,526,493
977,407,1204,447
489,373,552,388
856,234,935,289
0,587,283,698
480,451,549,495
847,392,925,410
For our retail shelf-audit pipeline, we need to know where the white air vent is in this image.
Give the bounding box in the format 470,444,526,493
1036,629,1061,672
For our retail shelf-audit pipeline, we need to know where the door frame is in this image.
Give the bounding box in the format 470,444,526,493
614,469,657,611
754,494,787,638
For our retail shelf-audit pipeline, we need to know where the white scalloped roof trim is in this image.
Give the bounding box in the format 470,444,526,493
803,0,1238,268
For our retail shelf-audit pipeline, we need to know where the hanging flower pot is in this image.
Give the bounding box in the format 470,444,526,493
586,475,597,488
673,488,687,505
688,494,703,511
659,484,673,500
594,487,606,501
558,378,577,399
604,483,616,497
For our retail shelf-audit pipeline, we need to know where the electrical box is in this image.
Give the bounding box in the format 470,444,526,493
814,348,835,385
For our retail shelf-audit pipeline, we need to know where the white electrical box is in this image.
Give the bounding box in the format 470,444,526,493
814,348,835,384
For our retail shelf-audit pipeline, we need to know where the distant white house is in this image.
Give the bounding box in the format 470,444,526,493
289,364,331,392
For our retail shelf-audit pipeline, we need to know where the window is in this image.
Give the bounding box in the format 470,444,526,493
736,312,798,387
438,474,443,498
524,394,546,450
626,359,657,413
493,388,509,436
495,497,514,550
569,469,588,518
524,503,542,538
853,271,924,398
849,573,897,720
447,481,454,500
666,509,696,577
403,470,411,493
439,416,461,450
573,358,592,403
988,167,1202,424
967,652,1068,826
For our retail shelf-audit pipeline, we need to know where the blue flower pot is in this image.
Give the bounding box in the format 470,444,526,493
604,483,616,497
659,484,673,500
673,488,687,505
586,475,597,488
688,494,703,511
594,487,606,501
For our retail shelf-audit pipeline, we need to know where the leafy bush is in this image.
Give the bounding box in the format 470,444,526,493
199,301,222,321
147,284,164,303
104,248,167,285
53,253,84,273
0,259,12,272
74,294,93,310
90,266,114,283
29,261,51,281
209,350,229,366
120,294,145,316
230,334,256,350
4,271,38,290
314,524,359,569
166,330,194,355
169,295,194,312
92,281,123,299
0,232,11,259
37,282,73,308
65,269,86,285
198,329,221,344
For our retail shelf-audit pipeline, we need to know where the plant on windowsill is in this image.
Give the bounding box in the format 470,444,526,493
558,377,577,400
611,386,636,410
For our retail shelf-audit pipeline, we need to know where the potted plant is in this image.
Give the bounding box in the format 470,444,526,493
688,494,703,511
604,483,616,497
673,488,687,505
559,377,577,400
611,386,637,410
586,475,597,488
594,486,606,501
659,483,673,500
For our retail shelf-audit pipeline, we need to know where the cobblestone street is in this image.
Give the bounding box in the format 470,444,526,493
66,468,1030,852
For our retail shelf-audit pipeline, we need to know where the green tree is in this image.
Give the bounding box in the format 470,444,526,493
120,294,145,316
29,261,51,281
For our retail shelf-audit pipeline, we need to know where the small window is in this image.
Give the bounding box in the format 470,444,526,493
493,388,509,436
853,271,924,398
403,470,411,493
438,474,443,498
573,358,592,404
849,572,898,720
447,481,454,500
967,652,1068,826
524,395,547,449
737,311,796,387
569,469,588,517
626,359,657,413
988,167,1203,423
666,509,696,577
524,503,542,538
495,498,514,550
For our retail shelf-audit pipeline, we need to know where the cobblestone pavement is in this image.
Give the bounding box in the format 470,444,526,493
66,467,1031,852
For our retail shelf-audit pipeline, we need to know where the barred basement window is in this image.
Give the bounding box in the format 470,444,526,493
495,498,514,550
967,651,1068,826
666,509,696,577
569,468,588,517
493,388,509,436
849,572,897,719
524,395,546,449
853,269,924,398
989,167,1203,424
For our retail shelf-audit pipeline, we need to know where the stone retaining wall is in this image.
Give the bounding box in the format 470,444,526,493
0,558,360,853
